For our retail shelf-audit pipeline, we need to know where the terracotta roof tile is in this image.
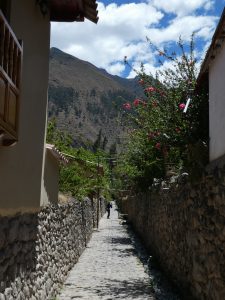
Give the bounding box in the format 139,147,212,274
46,144,69,165
83,0,99,23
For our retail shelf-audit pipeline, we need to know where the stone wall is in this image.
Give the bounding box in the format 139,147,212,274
0,197,106,300
119,162,225,300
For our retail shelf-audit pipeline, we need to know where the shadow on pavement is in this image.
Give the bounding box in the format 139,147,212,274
77,278,154,299
104,218,181,300
122,223,181,300
110,247,136,258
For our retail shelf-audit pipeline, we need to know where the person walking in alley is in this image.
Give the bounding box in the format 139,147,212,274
106,202,112,219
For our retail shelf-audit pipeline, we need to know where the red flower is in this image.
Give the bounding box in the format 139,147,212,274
133,99,141,106
123,103,131,110
179,103,185,110
175,127,181,133
145,87,155,93
155,142,161,150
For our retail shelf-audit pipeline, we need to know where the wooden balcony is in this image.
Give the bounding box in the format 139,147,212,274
0,10,22,146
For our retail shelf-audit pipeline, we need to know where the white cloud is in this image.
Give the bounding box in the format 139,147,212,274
51,1,163,75
145,15,218,44
127,57,178,79
50,0,219,77
108,62,125,75
151,0,215,17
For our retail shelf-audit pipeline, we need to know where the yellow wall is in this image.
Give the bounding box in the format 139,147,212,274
0,0,50,215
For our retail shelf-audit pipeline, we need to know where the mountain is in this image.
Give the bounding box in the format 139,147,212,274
48,47,143,150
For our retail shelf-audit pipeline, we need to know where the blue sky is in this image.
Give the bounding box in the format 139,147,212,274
51,0,225,78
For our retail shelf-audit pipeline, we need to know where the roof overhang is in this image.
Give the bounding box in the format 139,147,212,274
198,8,225,83
49,0,98,24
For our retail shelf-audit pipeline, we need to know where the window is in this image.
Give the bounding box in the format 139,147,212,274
0,9,22,146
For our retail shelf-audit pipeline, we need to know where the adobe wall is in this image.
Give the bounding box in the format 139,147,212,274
0,197,106,300
119,163,225,300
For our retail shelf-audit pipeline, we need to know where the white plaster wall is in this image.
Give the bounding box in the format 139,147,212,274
209,42,225,161
0,0,50,215
41,150,59,206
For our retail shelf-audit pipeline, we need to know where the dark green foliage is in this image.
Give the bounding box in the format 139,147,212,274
86,102,104,115
100,90,135,116
109,142,117,155
90,88,96,97
102,137,108,150
48,86,78,113
93,129,102,152
92,129,110,152
47,118,72,150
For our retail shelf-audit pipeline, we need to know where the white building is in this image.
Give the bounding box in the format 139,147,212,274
0,0,98,216
198,8,225,162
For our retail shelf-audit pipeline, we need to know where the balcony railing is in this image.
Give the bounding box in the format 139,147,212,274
0,9,22,146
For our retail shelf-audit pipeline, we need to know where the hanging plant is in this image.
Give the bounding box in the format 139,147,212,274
36,0,49,16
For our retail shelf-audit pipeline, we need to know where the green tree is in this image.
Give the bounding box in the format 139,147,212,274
93,129,102,152
47,118,72,151
46,120,111,199
102,136,108,150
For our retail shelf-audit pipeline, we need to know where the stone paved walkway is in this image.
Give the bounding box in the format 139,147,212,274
57,202,154,300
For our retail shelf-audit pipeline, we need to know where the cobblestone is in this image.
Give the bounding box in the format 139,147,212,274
57,202,154,300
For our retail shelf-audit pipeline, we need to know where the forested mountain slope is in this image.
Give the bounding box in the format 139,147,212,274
48,48,143,149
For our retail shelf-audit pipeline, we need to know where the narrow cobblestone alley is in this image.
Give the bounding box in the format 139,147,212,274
57,202,179,300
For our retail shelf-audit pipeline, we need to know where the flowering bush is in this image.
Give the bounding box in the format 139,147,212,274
123,102,131,110
179,103,186,110
119,35,209,191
